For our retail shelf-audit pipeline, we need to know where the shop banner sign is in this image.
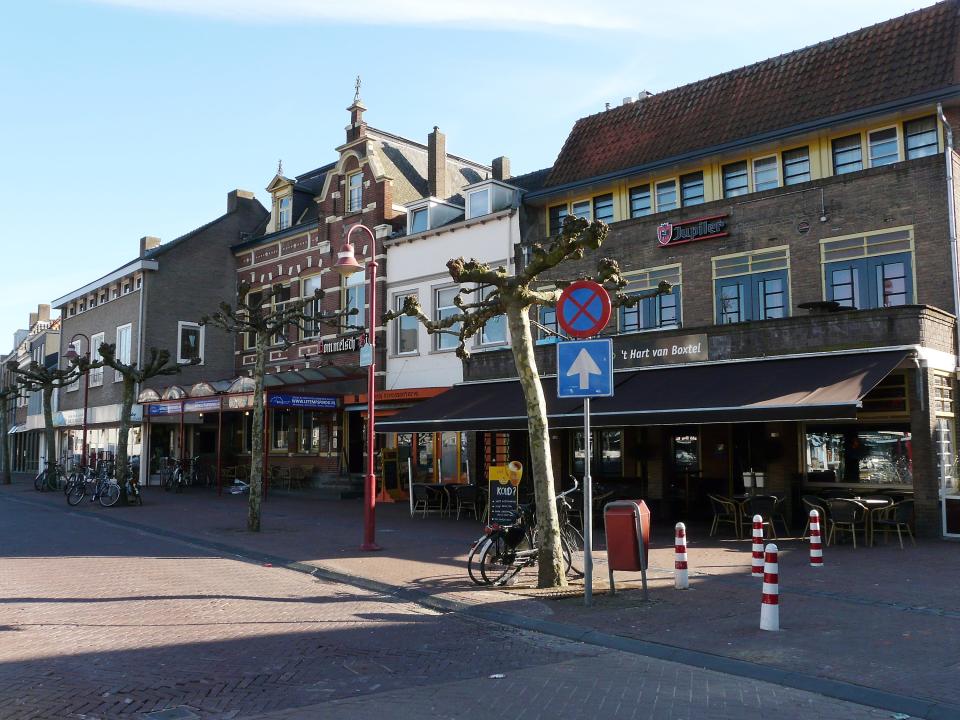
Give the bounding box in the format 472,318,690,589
488,461,523,526
147,402,181,416
183,398,221,414
614,333,709,369
269,394,338,410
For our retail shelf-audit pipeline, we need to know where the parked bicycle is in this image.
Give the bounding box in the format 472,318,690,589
34,460,67,492
67,466,120,507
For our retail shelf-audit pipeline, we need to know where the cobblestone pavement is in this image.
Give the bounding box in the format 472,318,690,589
0,498,896,720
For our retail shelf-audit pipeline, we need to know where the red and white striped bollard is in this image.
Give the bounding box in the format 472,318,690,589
809,509,823,568
760,543,779,631
674,522,689,590
751,514,764,578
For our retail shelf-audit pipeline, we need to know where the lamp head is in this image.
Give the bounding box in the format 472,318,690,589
334,241,363,277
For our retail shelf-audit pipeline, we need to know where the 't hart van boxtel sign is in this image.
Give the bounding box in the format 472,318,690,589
657,214,728,247
614,333,709,369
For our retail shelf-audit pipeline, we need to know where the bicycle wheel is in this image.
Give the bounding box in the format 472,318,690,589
467,536,492,585
478,535,514,585
64,473,77,495
34,471,47,492
99,481,121,507
67,482,86,506
562,525,585,576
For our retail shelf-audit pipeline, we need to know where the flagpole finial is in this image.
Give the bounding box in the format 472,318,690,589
354,75,362,103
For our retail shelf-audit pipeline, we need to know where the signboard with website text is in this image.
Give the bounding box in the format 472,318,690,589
614,333,708,369
488,461,523,526
268,394,338,410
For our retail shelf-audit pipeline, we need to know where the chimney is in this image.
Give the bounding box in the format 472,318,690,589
37,304,50,322
492,156,510,181
228,189,255,213
139,236,161,258
622,96,634,106
29,312,38,328
427,126,447,199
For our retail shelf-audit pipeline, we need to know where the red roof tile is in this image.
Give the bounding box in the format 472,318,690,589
545,0,960,189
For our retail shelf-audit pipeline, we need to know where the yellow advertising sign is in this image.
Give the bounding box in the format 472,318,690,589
488,461,523,486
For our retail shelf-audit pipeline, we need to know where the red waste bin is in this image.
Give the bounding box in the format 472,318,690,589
604,500,650,600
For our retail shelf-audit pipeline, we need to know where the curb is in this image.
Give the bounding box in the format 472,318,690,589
7,493,960,720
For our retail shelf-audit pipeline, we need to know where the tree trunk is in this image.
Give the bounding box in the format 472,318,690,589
1,394,11,484
116,375,136,504
42,386,56,471
505,303,566,588
248,332,268,532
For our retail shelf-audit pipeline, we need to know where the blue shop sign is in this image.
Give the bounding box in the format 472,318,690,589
269,394,338,410
184,397,221,413
147,402,181,416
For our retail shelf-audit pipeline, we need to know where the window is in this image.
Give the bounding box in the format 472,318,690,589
343,272,365,331
88,332,104,387
123,281,131,294
713,248,790,324
136,277,142,290
804,425,912,485
619,265,682,332
537,305,559,345
477,287,506,346
409,207,428,234
300,276,322,337
278,196,292,230
573,429,622,478
245,290,263,349
629,185,652,217
99,292,106,304
868,127,899,167
722,162,749,198
571,199,591,220
936,419,956,493
549,204,568,234
782,147,810,185
934,374,955,415
905,116,938,159
832,134,863,174
89,296,97,309
821,228,914,310
78,299,86,313
394,293,418,355
177,322,204,364
753,156,779,191
114,324,131,382
347,171,363,212
680,172,704,206
272,283,297,344
434,287,460,350
467,188,490,219
111,287,119,300
656,180,677,212
68,305,75,317
592,193,614,223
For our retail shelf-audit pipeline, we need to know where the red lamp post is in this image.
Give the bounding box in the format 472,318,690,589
334,224,382,551
64,333,91,470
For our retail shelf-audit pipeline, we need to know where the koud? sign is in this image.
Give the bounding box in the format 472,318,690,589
487,462,523,526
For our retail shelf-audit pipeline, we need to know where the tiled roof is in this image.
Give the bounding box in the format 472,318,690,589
545,0,960,189
508,167,551,193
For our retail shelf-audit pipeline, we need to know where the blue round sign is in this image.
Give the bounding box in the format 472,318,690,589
556,281,612,338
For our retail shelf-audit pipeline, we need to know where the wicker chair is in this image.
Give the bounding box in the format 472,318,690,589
453,485,482,520
742,495,778,539
707,494,740,538
411,484,444,518
826,498,867,548
801,495,829,542
872,500,915,549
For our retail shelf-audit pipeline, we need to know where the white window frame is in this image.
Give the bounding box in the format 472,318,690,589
347,171,363,213
114,323,132,383
867,125,901,168
571,199,592,221
343,271,366,331
177,321,205,365
409,207,428,234
466,188,491,219
88,332,105,387
434,285,460,352
278,195,292,230
752,155,780,192
655,178,678,212
476,286,507,347
392,291,420,356
301,274,323,338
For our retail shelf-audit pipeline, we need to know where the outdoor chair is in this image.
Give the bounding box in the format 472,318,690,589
801,495,829,543
742,495,778,539
288,465,307,490
453,485,482,520
771,496,791,536
707,494,740,538
873,500,915,549
411,484,444,518
826,498,868,548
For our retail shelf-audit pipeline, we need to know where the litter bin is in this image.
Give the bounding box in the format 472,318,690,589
604,500,650,600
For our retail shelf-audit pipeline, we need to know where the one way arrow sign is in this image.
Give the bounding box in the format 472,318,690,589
557,339,614,398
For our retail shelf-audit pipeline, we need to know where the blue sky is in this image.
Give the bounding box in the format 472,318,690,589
0,0,937,347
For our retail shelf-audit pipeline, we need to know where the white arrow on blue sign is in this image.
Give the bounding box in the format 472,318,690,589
556,339,614,398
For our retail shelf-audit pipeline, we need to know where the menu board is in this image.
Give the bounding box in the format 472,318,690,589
488,461,523,525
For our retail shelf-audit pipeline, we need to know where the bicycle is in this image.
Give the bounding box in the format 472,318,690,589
67,466,119,507
476,502,574,587
164,457,188,493
115,460,143,506
63,466,90,500
34,461,66,492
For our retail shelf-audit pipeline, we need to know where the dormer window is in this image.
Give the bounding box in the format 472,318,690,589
467,188,490,219
99,292,107,304
410,208,428,234
278,196,292,230
347,171,363,212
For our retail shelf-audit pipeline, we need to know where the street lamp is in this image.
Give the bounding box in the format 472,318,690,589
64,333,91,471
334,224,382,551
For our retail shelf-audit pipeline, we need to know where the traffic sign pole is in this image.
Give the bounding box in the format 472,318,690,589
583,396,593,607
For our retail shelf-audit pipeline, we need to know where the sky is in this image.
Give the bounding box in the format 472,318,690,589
0,0,939,348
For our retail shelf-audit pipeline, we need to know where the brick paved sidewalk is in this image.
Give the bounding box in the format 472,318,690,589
5,480,960,714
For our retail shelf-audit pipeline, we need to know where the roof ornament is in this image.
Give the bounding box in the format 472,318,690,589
354,75,362,103
277,158,283,176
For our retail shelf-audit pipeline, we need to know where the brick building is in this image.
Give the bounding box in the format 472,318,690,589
382,1,960,538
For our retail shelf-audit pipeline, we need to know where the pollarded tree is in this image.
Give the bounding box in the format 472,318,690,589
387,215,670,588
97,343,185,502
0,385,20,484
5,355,97,474
201,282,351,532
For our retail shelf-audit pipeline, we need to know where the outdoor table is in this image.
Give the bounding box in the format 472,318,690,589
852,497,892,546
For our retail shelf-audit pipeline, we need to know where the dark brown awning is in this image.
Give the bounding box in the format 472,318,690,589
376,350,910,433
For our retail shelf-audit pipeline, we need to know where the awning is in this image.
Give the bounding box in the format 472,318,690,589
7,424,25,435
376,350,910,432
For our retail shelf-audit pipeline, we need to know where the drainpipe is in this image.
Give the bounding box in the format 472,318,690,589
937,103,960,367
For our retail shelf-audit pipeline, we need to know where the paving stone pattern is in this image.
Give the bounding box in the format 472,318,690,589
1,499,892,720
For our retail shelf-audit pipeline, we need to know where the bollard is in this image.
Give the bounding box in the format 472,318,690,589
809,509,824,568
674,522,689,590
760,543,779,631
751,515,764,578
